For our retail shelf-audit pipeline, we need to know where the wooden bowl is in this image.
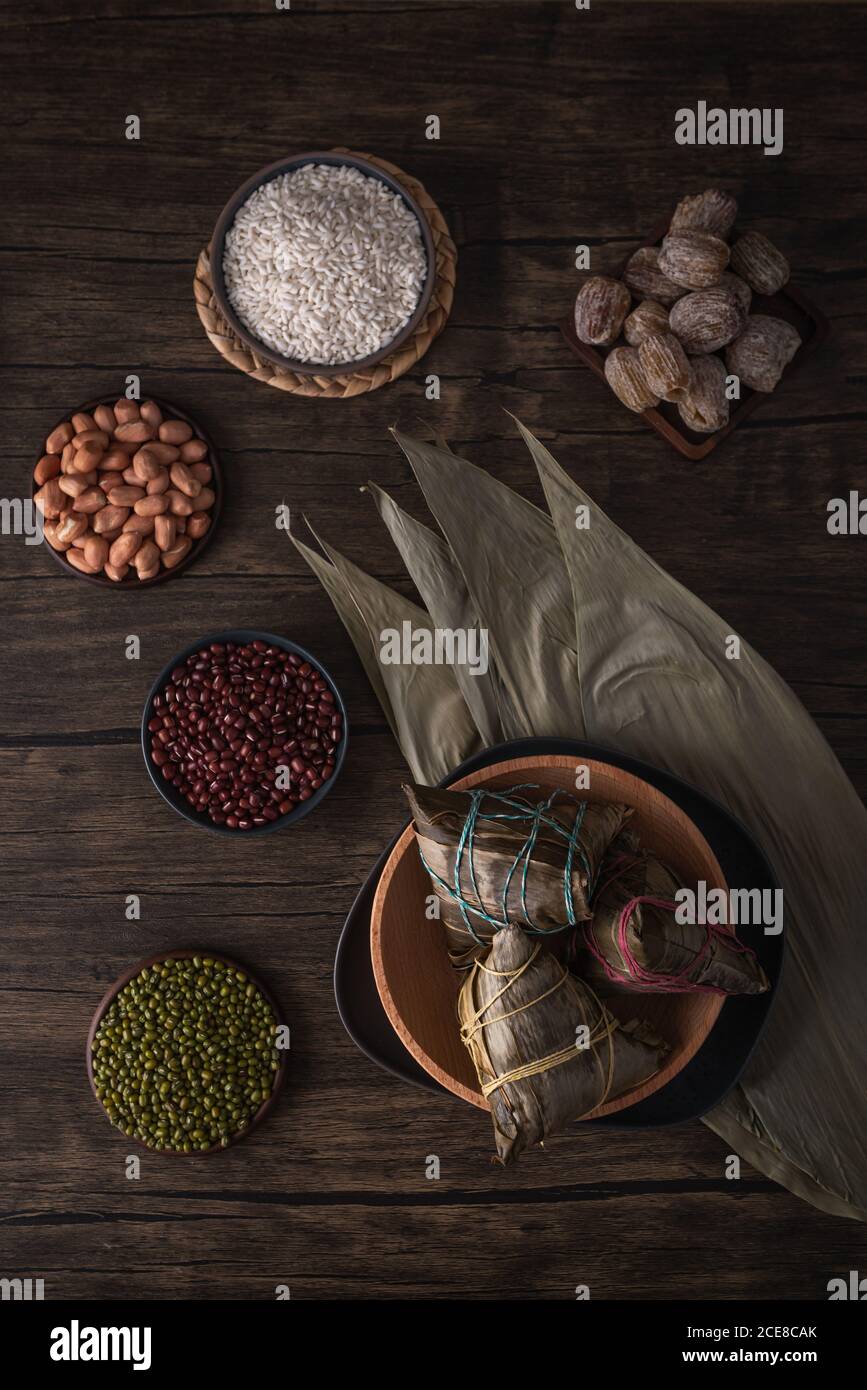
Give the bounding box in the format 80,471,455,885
208,150,437,376
34,394,223,588
371,755,729,1118
86,949,287,1156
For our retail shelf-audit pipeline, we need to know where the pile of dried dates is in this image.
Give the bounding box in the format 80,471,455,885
573,189,801,433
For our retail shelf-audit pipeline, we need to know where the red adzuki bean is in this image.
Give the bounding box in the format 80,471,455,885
149,641,343,829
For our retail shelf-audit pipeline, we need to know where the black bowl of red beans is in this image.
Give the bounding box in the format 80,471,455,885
142,630,347,834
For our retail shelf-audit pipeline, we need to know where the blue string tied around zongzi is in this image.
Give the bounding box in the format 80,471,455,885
418,784,593,945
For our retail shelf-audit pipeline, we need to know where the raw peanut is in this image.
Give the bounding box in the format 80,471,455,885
189,461,212,485
604,346,659,413
133,538,160,573
169,461,202,498
83,534,110,571
195,486,215,511
669,188,738,239
154,513,177,551
638,332,692,400
92,504,130,534
140,399,163,429
34,453,62,485
166,487,194,517
725,314,801,392
147,468,170,496
115,419,153,444
59,475,90,499
104,562,129,582
56,512,88,544
573,276,631,346
73,487,106,515
132,447,163,481
138,566,160,580
60,443,77,473
93,404,117,433
98,473,118,494
718,271,752,317
669,288,746,354
108,484,146,507
100,528,123,542
623,300,670,347
46,421,74,454
179,438,208,463
73,429,109,450
34,478,66,519
159,419,193,445
113,438,141,456
678,355,730,434
122,466,141,485
66,548,98,575
73,441,103,473
622,247,687,306
122,513,155,535
658,231,729,289
161,536,192,569
186,511,211,541
43,521,70,552
114,398,141,424
100,447,129,471
134,494,168,517
72,412,96,434
730,231,790,296
142,441,179,466
175,517,187,535
109,531,142,567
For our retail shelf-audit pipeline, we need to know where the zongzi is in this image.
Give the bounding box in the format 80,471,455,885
458,922,667,1163
405,782,631,966
578,847,769,995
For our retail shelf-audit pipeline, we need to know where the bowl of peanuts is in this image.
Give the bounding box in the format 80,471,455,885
32,394,222,586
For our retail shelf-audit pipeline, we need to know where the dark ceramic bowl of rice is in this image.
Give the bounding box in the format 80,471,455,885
209,151,436,376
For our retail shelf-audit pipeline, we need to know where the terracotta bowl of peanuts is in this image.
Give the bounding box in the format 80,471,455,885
33,394,222,585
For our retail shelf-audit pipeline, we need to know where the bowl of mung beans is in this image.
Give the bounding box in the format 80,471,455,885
87,950,287,1155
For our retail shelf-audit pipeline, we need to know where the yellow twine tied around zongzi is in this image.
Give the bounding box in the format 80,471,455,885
461,945,617,1110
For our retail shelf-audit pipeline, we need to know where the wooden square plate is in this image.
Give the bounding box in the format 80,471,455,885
560,219,829,460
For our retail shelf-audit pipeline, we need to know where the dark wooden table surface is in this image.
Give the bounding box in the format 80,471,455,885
2,0,866,1301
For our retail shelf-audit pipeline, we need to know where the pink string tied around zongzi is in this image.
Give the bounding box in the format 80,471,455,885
582,892,760,994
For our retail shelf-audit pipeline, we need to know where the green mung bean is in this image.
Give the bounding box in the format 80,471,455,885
91,956,280,1153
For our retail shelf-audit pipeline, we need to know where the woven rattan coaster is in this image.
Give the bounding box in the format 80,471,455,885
193,149,457,399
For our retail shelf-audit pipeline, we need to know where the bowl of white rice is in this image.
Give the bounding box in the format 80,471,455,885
210,152,436,376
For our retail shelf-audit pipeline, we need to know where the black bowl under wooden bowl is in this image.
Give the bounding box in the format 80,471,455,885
209,150,437,376
34,394,223,588
141,628,348,837
334,736,783,1129
86,949,287,1157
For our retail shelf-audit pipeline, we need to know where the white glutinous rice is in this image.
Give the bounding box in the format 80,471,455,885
222,162,428,366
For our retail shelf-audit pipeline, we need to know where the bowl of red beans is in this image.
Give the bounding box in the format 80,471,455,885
142,630,347,834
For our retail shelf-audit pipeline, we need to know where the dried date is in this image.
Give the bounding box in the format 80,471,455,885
725,314,801,392
669,188,738,239
574,276,632,346
637,332,692,400
604,346,660,413
677,355,730,434
658,231,730,289
623,299,670,347
669,288,746,354
622,247,687,307
730,231,790,296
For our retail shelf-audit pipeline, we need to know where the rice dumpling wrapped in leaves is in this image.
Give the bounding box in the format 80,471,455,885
405,782,632,967
459,922,667,1163
580,848,769,995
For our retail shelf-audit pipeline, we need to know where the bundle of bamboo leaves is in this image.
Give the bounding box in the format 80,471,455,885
288,421,867,1222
